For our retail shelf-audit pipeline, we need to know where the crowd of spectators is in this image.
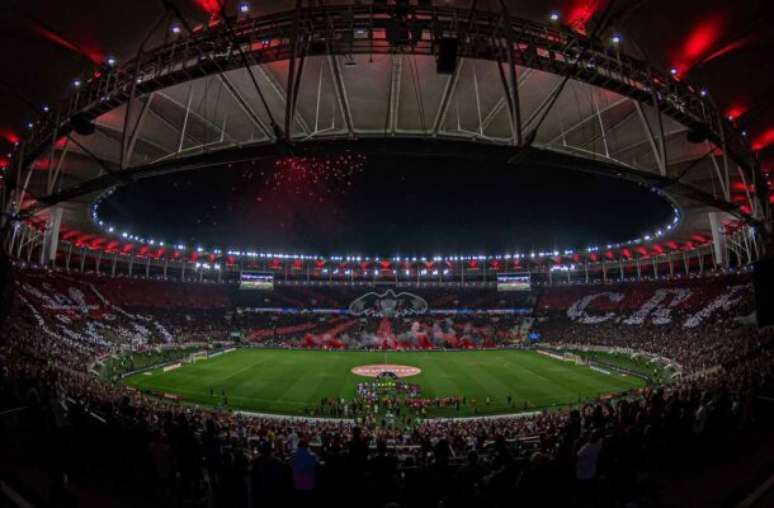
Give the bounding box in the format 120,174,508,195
533,275,757,371
232,312,527,349
2,269,773,507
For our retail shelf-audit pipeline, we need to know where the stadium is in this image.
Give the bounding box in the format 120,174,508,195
0,1,773,507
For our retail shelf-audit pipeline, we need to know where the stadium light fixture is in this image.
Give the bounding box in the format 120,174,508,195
239,2,250,13
42,105,49,113
549,10,560,22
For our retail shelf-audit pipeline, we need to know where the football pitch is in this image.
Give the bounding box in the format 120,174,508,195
123,348,644,417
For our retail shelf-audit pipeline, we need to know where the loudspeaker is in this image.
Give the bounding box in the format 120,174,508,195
70,113,96,136
437,37,459,74
753,257,774,328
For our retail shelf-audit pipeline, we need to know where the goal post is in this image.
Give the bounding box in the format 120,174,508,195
189,351,208,363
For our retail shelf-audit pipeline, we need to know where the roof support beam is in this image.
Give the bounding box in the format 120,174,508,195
646,71,669,177
387,54,402,134
46,112,61,194
480,97,506,133
634,101,666,176
217,73,274,140
284,1,303,139
177,84,194,154
736,163,758,218
118,10,170,171
254,66,311,135
432,58,465,135
157,90,239,145
611,127,687,157
500,1,523,146
716,109,732,213
327,54,354,136
592,92,610,158
546,97,628,145
124,93,155,170
50,140,71,195
94,121,172,157
473,63,484,136
519,75,561,134
143,103,199,150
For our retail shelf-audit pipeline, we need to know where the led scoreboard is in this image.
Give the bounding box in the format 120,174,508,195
239,272,274,290
497,273,531,292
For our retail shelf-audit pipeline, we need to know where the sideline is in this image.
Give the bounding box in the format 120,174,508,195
428,410,542,422
234,410,353,423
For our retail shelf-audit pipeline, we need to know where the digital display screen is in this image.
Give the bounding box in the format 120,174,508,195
239,272,274,290
497,273,531,291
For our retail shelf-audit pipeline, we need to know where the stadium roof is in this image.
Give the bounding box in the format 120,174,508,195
2,1,772,157
1,0,772,264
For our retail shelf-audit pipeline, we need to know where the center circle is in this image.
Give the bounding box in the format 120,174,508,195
351,364,422,378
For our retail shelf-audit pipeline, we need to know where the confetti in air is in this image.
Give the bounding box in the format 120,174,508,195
249,151,367,204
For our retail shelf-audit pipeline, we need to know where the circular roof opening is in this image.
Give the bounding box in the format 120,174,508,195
95,141,675,256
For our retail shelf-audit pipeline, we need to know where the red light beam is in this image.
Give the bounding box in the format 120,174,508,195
30,19,103,64
563,0,610,34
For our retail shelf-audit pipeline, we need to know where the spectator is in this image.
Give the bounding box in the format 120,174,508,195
290,440,319,494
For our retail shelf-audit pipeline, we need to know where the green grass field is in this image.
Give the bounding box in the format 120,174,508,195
123,348,644,417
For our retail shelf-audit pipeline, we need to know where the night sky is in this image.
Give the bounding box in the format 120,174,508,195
98,149,674,257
